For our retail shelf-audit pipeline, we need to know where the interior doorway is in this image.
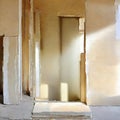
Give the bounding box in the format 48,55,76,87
60,17,85,102
0,35,4,103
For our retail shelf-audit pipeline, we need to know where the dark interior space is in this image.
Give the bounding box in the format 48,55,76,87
0,35,4,103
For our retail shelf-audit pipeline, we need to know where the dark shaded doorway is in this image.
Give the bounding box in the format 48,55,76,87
0,35,4,103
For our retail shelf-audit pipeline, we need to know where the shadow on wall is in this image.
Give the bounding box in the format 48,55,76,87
87,24,120,66
89,96,120,106
86,24,120,105
0,95,3,104
86,0,115,34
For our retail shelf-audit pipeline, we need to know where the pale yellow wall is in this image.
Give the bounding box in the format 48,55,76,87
86,0,120,105
34,0,85,100
0,0,19,36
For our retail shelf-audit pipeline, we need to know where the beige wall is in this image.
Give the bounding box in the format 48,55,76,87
0,0,19,36
86,0,120,105
34,0,85,100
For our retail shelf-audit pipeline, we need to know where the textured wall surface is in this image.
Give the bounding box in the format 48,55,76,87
3,37,19,104
0,0,22,104
86,0,120,105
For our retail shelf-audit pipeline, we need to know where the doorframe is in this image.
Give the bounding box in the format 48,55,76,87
59,16,86,103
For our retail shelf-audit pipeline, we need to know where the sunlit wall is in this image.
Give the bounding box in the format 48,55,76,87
86,0,120,105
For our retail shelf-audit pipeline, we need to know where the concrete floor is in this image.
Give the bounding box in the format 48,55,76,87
90,106,120,120
0,95,120,120
0,95,34,120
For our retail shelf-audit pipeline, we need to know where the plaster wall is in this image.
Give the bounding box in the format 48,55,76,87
34,0,85,100
86,0,120,105
0,0,19,36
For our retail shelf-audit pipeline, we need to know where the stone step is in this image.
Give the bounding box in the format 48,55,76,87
32,102,92,120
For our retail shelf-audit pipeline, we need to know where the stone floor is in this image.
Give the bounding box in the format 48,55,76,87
90,106,120,120
0,95,120,120
0,95,34,120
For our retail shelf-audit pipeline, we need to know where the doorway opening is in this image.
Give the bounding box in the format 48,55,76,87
0,35,4,103
59,17,86,102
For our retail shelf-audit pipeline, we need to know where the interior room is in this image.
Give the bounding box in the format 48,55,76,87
0,0,120,119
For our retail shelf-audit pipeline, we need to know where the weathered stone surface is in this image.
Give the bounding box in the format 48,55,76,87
3,37,20,104
0,0,22,104
32,102,92,120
